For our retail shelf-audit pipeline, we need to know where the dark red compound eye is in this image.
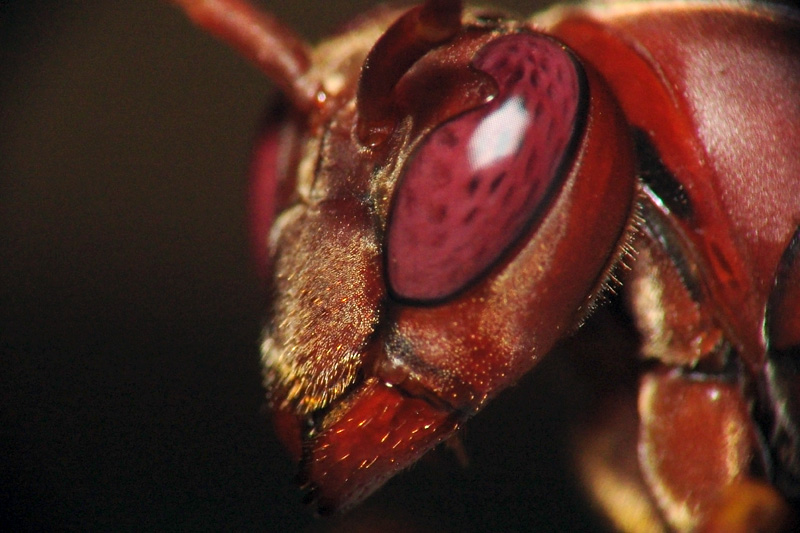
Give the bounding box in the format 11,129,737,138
249,109,298,280
386,32,586,302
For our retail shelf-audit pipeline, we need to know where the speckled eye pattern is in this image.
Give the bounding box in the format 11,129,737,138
386,33,583,302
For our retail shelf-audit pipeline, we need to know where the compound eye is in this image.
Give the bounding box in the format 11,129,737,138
386,32,586,302
249,108,298,279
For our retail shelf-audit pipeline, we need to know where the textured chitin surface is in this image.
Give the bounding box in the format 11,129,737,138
387,33,582,301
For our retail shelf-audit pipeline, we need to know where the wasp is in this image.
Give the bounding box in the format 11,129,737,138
172,1,800,529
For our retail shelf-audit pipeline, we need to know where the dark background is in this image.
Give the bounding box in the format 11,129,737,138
0,1,629,531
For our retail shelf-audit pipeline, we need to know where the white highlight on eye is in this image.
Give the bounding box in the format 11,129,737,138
468,96,530,171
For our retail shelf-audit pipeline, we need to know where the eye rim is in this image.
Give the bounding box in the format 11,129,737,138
383,30,590,306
